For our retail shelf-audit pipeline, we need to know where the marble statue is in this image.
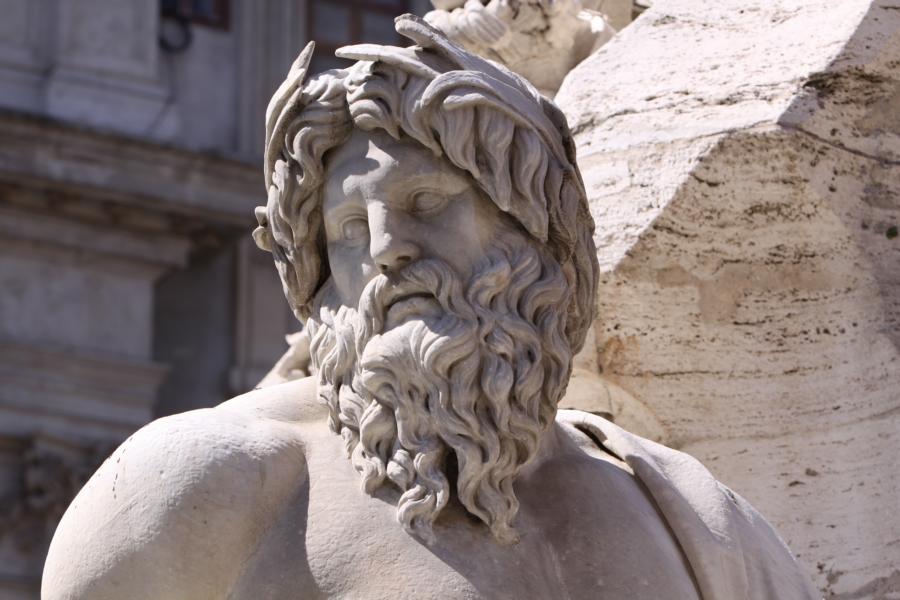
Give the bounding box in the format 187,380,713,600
42,16,817,600
424,0,621,96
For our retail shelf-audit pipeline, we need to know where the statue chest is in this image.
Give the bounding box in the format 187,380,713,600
232,431,701,600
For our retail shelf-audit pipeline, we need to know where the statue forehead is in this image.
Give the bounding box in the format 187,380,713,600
323,128,474,209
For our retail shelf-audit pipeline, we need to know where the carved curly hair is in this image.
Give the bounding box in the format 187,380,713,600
254,14,598,355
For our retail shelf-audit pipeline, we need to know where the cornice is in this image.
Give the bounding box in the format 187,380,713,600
0,110,263,228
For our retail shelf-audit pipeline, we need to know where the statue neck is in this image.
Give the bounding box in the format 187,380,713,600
517,414,564,480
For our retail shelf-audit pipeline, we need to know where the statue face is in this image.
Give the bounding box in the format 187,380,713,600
311,127,574,544
259,19,594,542
322,128,509,321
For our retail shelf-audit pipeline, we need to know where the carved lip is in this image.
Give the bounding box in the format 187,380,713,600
384,292,439,328
386,291,433,307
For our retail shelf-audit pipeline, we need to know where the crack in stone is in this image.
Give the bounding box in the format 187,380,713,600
568,82,799,136
783,123,900,166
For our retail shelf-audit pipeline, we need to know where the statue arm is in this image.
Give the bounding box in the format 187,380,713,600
41,406,309,600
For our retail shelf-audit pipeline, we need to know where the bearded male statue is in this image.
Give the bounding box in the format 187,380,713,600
42,15,816,600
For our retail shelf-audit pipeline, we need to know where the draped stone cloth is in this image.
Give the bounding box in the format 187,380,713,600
557,410,820,600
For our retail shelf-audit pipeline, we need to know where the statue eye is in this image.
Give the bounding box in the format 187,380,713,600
411,191,449,215
340,217,369,243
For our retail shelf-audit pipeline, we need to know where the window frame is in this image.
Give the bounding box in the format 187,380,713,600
307,0,410,62
161,0,230,30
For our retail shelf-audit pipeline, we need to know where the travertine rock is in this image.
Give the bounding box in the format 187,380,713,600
556,0,900,594
561,324,668,441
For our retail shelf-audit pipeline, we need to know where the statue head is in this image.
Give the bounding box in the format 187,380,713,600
254,15,598,544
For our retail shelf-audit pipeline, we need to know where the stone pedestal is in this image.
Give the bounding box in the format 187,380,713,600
557,0,900,594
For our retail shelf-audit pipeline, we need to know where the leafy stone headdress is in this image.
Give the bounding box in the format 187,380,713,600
254,14,598,354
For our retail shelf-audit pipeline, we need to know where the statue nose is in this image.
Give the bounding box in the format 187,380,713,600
368,205,420,273
374,244,417,273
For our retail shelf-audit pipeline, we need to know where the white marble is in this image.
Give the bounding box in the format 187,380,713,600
43,16,815,599
424,0,624,96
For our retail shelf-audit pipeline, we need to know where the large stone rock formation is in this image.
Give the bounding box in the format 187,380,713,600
556,0,900,595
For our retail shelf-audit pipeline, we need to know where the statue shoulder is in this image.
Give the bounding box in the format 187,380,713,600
217,374,326,424
42,376,325,600
555,409,818,600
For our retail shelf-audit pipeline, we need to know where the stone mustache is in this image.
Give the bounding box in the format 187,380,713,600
42,15,817,600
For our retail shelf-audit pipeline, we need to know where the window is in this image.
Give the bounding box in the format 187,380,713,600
161,0,230,30
307,0,409,73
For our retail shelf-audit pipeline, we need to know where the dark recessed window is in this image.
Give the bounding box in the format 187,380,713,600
161,0,230,30
308,0,409,73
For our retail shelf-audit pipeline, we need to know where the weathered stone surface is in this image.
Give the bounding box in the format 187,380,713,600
556,0,900,594
425,0,624,96
42,16,815,600
561,325,668,441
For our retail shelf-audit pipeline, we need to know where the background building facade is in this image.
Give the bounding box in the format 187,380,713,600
0,1,428,596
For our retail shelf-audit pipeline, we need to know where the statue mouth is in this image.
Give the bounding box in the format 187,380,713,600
384,292,440,329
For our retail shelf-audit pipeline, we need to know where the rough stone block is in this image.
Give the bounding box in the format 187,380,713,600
557,0,900,594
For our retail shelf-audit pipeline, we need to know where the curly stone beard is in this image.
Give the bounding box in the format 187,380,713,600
306,235,572,544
